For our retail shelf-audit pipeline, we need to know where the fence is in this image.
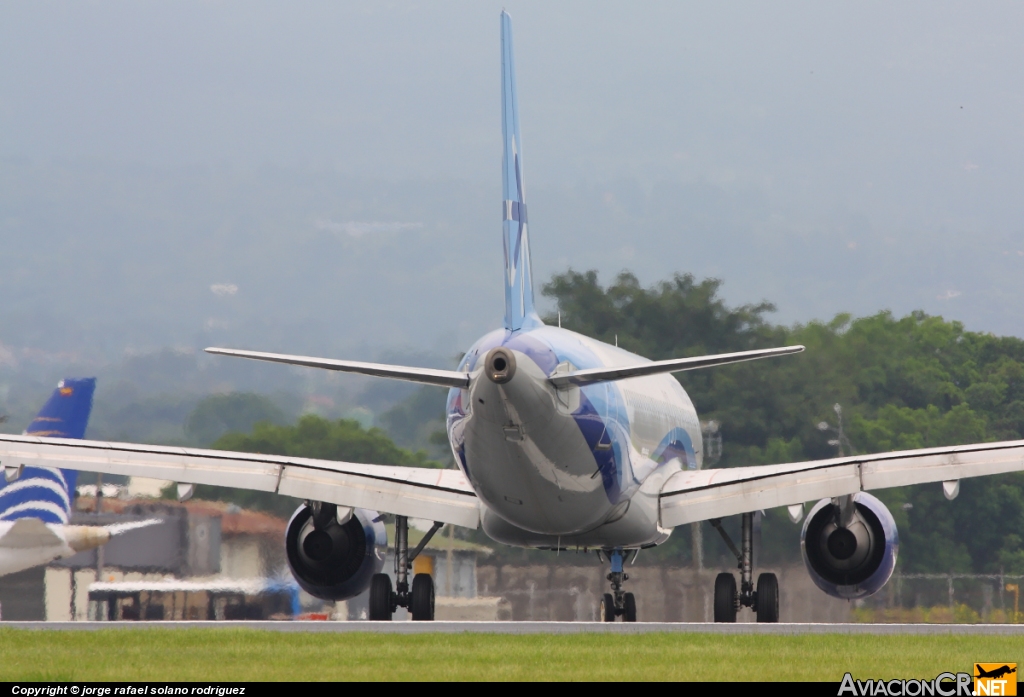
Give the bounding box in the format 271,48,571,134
857,572,1024,623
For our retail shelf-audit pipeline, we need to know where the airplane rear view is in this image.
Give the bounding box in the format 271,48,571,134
3,12,1024,622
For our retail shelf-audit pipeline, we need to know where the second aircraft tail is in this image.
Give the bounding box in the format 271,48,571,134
0,378,96,524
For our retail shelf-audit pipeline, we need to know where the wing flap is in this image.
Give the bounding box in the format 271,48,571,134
660,463,860,527
660,439,1024,528
861,445,1024,489
0,438,282,493
277,465,479,527
549,346,804,387
0,435,480,528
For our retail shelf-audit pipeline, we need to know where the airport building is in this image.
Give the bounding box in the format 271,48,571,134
0,491,498,621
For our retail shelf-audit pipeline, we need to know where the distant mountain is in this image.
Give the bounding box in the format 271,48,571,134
2,160,1022,371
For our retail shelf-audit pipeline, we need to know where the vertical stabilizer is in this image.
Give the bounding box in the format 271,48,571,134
0,378,95,523
501,11,541,332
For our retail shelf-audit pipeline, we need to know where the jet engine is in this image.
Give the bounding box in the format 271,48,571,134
800,492,898,600
285,503,386,601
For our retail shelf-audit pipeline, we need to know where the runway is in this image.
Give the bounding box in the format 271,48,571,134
5,621,1024,634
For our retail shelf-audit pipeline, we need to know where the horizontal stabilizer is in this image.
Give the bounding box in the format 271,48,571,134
105,519,162,536
0,518,62,548
548,345,805,387
63,519,163,554
205,348,470,388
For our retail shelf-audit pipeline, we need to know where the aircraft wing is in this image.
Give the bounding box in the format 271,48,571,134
660,438,1024,527
0,435,480,528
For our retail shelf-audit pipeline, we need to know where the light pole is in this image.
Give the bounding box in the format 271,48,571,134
1007,583,1020,623
693,420,723,573
817,403,854,457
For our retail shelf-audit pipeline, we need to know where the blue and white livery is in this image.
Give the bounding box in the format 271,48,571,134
3,12,1024,621
0,378,94,525
0,379,159,577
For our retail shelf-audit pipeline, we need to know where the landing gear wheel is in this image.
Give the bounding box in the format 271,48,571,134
714,572,737,623
623,592,637,622
369,573,393,621
411,573,435,621
600,593,615,622
755,572,779,623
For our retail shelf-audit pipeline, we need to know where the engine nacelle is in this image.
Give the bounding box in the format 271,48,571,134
285,503,386,601
800,492,899,600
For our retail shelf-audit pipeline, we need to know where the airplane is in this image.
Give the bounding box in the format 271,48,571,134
0,378,159,577
975,666,1016,680
2,12,1024,622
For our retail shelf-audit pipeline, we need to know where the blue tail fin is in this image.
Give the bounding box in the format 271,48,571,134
501,11,541,332
0,378,96,523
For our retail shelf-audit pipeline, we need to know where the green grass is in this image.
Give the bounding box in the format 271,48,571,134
0,629,1017,681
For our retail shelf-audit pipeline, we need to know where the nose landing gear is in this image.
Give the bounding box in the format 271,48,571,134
598,549,638,622
709,512,779,623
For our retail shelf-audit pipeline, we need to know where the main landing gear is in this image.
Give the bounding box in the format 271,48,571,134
709,512,779,623
598,549,637,622
369,515,443,621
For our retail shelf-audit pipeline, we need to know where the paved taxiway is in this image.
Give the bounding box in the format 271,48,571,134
6,622,1024,634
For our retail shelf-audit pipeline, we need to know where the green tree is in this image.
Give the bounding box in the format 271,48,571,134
188,414,443,517
376,385,450,461
543,269,1024,573
185,392,288,446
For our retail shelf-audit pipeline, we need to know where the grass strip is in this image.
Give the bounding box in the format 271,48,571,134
1,628,1017,682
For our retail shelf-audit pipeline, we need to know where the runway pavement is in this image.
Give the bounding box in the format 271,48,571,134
6,621,1024,634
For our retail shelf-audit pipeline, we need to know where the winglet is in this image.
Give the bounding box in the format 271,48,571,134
501,11,541,332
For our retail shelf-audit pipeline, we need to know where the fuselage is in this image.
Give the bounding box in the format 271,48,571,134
446,324,702,549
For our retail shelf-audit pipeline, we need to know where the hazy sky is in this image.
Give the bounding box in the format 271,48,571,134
3,2,1024,360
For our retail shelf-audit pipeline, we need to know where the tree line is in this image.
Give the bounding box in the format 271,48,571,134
189,268,1024,573
545,270,1024,573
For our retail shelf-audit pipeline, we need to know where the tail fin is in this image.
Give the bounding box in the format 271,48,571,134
0,378,96,523
501,11,541,332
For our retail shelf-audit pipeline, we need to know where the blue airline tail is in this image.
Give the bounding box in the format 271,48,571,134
0,378,96,524
501,11,541,332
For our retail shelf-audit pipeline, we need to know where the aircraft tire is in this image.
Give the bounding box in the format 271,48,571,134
600,593,616,622
411,573,435,621
755,572,779,623
713,572,737,623
369,573,393,621
623,592,637,622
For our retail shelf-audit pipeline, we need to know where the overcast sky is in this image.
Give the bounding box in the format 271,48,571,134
2,2,1024,361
